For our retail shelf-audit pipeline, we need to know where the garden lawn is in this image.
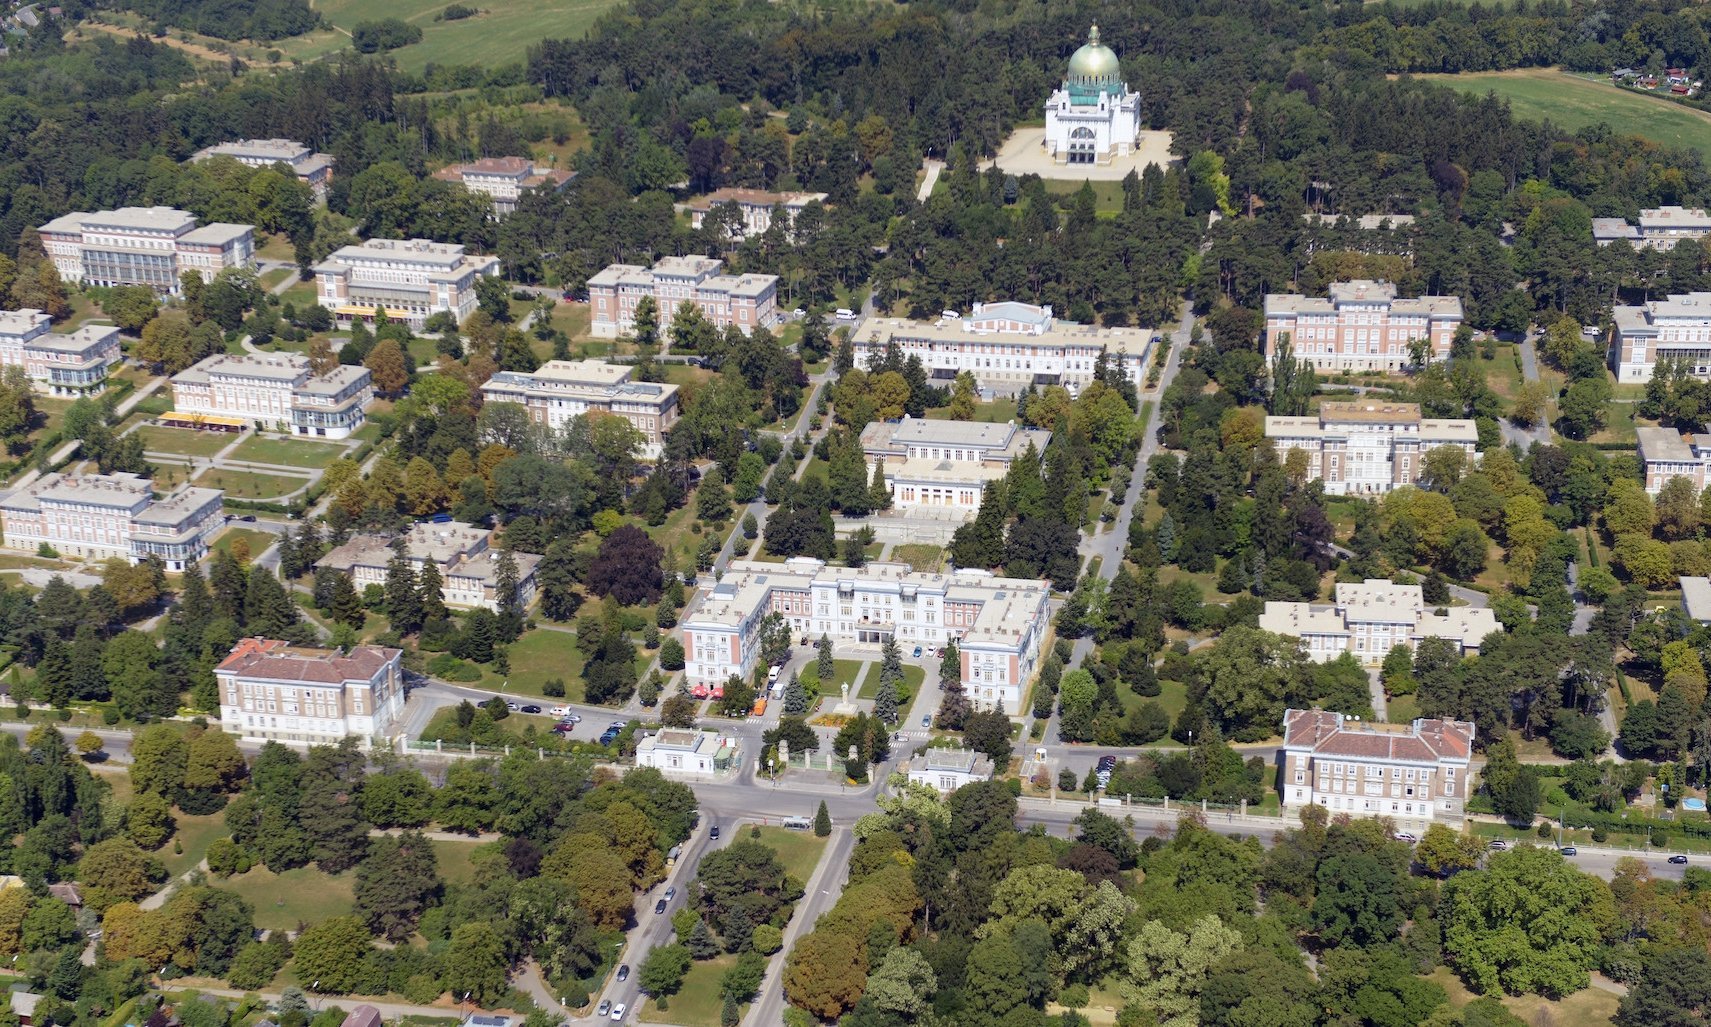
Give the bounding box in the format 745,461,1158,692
308,0,624,72
639,955,740,1027
1386,694,1422,725
132,426,235,459
1422,966,1619,1026
219,865,356,932
194,468,311,500
228,434,347,469
211,527,275,563
801,658,867,697
164,812,230,879
746,825,829,884
430,838,490,886
858,663,924,700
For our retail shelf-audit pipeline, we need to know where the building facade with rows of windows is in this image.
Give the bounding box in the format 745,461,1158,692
1263,280,1463,374
171,352,374,439
853,302,1151,394
479,359,680,458
0,309,122,396
0,471,223,571
39,207,254,296
315,238,500,330
1610,291,1711,383
681,557,1050,712
587,255,778,338
1280,708,1476,832
1263,401,1477,496
1258,579,1499,667
217,638,404,748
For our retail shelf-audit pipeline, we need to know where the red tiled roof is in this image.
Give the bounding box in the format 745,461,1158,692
216,637,399,684
1282,707,1473,762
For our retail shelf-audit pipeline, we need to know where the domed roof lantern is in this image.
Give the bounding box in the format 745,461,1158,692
1065,24,1121,98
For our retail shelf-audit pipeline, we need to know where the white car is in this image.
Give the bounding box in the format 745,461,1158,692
609,1003,626,1021
550,706,570,717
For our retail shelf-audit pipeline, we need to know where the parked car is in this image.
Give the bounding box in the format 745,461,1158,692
1394,832,1417,843
551,722,575,733
599,728,621,745
503,700,519,711
609,1003,626,1021
1670,854,1690,864
521,705,541,714
1559,846,1578,856
664,886,676,901
921,715,931,728
597,1001,611,1017
238,514,257,522
1487,840,1508,851
912,645,923,658
616,964,629,982
653,899,667,914
560,713,582,724
710,825,721,839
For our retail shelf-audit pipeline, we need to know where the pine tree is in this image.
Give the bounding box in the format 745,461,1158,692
330,575,366,629
815,634,835,685
245,568,301,638
685,917,721,959
537,538,581,622
176,563,213,636
35,636,72,707
495,549,522,633
209,548,247,622
783,672,809,716
384,547,423,635
417,560,449,623
874,678,898,725
1156,511,1178,562
813,800,831,837
878,636,903,691
869,461,892,512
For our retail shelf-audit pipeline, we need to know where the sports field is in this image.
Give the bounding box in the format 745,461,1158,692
308,0,622,72
1418,68,1711,163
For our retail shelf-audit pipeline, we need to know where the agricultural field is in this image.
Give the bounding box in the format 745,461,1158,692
1417,68,1711,163
307,0,624,73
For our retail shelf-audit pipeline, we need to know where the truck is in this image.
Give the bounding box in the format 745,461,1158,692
750,697,767,717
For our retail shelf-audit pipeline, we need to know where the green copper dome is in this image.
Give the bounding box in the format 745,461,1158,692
1066,25,1121,88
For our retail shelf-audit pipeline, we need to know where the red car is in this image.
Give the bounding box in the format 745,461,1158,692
552,722,575,733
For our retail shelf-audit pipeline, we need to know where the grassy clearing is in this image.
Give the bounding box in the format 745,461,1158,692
307,0,623,72
163,812,229,879
431,838,492,886
131,426,240,459
639,954,741,1027
228,434,347,469
1387,693,1422,724
1465,346,1524,402
891,544,944,572
1417,67,1711,164
219,865,356,932
194,468,311,500
745,825,829,884
925,397,1020,423
1423,966,1619,1026
212,527,275,563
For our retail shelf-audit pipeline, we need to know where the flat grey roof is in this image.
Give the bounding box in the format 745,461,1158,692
1684,576,1711,622
1638,426,1695,463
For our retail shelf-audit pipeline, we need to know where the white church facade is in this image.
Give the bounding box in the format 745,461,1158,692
1043,26,1142,165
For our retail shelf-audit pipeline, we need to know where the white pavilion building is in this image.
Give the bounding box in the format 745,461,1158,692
1043,25,1142,165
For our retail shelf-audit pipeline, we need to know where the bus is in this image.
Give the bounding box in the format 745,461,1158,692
781,815,813,830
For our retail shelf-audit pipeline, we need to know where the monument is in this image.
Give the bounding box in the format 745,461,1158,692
1043,25,1141,165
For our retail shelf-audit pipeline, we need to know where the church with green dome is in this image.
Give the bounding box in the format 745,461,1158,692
1044,25,1140,165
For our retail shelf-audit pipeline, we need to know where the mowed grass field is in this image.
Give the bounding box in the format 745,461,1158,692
1417,68,1711,163
309,0,623,72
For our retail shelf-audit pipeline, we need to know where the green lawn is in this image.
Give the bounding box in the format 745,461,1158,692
164,812,229,879
1418,67,1711,164
1387,693,1422,725
891,544,944,572
639,955,742,1027
194,468,312,500
218,865,356,932
925,398,1019,423
132,426,235,459
431,838,492,886
1422,966,1618,1026
857,663,924,701
435,625,651,702
228,434,347,469
800,658,867,698
212,526,275,564
304,0,625,74
746,825,829,884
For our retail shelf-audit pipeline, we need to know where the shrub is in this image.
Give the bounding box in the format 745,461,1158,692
1590,828,1607,843
543,678,566,698
1654,831,1669,847
1059,983,1089,1009
1537,821,1553,839
351,18,422,52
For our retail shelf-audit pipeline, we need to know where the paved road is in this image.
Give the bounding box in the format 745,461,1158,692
1044,303,1191,743
744,826,857,1027
916,160,944,204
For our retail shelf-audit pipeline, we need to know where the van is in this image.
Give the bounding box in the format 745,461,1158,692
770,680,785,700
835,308,856,320
781,815,812,830
768,665,782,685
751,697,768,717
941,310,959,320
